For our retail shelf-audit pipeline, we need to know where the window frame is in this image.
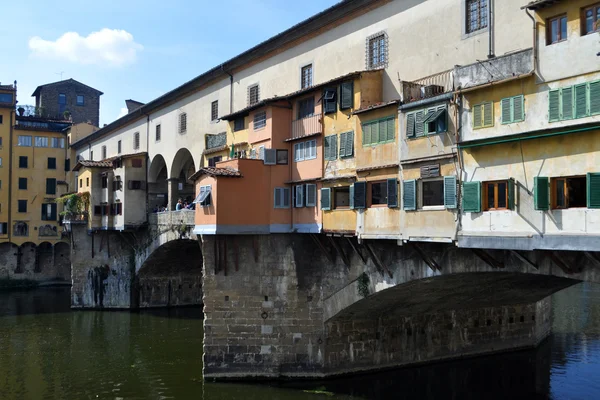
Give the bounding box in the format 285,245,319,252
547,14,568,45
18,200,27,213
551,175,588,209
368,180,388,207
248,84,260,106
333,186,351,210
18,136,32,147
234,117,245,132
133,131,140,150
465,0,489,35
18,177,27,190
366,32,388,70
274,187,290,209
19,156,28,169
297,96,315,120
582,3,600,35
276,149,288,165
420,178,446,210
211,100,219,122
301,64,313,89
76,95,84,106
253,111,267,131
118,140,122,154
483,180,509,211
47,157,56,170
155,124,161,142
179,112,187,134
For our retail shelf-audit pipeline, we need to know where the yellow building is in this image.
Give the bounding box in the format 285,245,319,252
0,83,15,242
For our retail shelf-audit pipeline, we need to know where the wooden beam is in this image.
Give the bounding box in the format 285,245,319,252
328,236,350,268
310,234,334,264
584,251,600,269
471,248,504,269
548,251,573,275
365,242,393,279
510,250,537,270
411,243,441,272
346,237,367,265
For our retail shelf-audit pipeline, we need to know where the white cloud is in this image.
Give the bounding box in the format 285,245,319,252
117,107,128,119
29,29,143,67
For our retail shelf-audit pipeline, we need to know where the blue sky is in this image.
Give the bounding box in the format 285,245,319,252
0,0,339,126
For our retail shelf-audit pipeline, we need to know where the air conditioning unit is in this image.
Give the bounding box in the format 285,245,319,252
421,85,444,98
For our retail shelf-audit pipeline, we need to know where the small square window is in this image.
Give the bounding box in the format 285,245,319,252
76,95,84,106
466,0,489,34
552,176,587,209
301,64,313,89
334,187,350,209
211,100,219,121
19,156,28,168
18,178,27,190
248,84,260,106
421,180,444,207
47,157,56,170
547,14,567,45
276,149,288,165
297,97,315,119
483,180,509,210
234,118,245,132
367,32,387,69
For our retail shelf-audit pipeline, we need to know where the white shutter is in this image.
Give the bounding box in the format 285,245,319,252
264,149,276,165
283,188,290,208
306,184,317,207
250,148,256,159
307,140,316,159
259,146,265,160
295,185,304,208
295,142,305,162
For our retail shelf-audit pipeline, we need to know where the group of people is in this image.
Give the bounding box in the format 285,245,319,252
151,198,195,213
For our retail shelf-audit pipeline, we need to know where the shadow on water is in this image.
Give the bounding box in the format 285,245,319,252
136,306,204,320
0,286,71,317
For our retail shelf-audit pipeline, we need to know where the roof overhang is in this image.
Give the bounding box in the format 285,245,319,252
521,0,563,10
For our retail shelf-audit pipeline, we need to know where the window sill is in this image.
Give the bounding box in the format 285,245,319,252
333,207,351,210
421,205,446,211
462,26,488,40
409,131,447,140
362,140,395,147
369,204,388,208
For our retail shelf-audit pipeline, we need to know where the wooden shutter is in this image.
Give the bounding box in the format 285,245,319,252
587,173,600,209
483,102,493,127
353,181,366,209
274,188,281,208
507,178,515,210
325,135,337,161
46,178,56,195
259,146,265,161
345,131,354,157
590,80,600,115
386,118,395,141
462,181,481,213
443,176,457,209
548,89,560,122
320,188,331,210
371,120,380,144
340,81,353,110
64,159,70,171
406,112,416,138
575,83,589,118
295,185,304,208
561,87,573,120
387,178,398,208
415,110,425,136
338,133,346,158
513,96,524,122
473,104,482,128
534,176,549,211
420,164,440,179
403,180,416,211
501,98,511,124
362,123,371,145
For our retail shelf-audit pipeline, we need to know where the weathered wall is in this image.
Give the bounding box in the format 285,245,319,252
0,241,70,284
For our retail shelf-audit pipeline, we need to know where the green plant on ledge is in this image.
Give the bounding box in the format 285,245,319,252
56,192,90,217
357,272,370,298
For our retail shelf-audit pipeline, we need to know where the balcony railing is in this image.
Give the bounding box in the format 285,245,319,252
291,114,321,140
400,69,454,104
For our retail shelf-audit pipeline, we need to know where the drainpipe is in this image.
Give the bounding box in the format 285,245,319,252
8,103,14,242
454,91,463,237
525,8,538,76
487,0,495,58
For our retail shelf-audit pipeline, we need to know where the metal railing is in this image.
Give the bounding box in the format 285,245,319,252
291,114,321,140
400,69,454,104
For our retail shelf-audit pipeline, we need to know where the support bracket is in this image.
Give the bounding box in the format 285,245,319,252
472,248,504,269
411,243,442,272
584,251,600,269
310,234,335,264
328,236,350,268
510,250,537,270
548,251,573,275
364,242,393,279
346,237,367,265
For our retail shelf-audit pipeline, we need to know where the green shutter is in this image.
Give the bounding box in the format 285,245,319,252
501,98,511,124
549,89,560,122
415,110,425,136
362,123,371,146
561,87,573,120
387,178,398,208
324,135,337,161
575,83,588,118
533,176,549,211
379,119,387,143
423,108,436,134
406,112,416,138
340,82,353,110
590,80,600,115
371,121,380,144
507,178,515,210
513,95,524,122
587,173,600,209
483,102,494,127
403,180,416,211
344,131,354,157
338,133,346,159
443,176,457,209
473,104,482,128
462,181,481,213
353,181,366,209
320,188,331,211
387,118,395,141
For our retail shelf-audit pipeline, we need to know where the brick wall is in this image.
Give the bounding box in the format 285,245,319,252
38,82,101,126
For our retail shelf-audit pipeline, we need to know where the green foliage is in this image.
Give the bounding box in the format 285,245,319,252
357,272,370,298
56,192,90,216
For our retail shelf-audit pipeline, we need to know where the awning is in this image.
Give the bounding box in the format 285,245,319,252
423,108,445,124
193,187,211,204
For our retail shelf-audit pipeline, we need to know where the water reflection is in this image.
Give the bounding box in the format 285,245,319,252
0,284,600,399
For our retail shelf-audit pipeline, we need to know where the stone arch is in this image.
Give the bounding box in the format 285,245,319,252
54,242,71,281
137,239,203,308
148,154,169,211
168,148,197,209
20,242,37,275
170,148,196,180
0,242,18,279
148,154,167,183
37,242,53,274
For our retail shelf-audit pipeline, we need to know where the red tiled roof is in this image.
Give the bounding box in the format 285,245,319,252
74,160,113,170
356,163,399,172
189,167,242,181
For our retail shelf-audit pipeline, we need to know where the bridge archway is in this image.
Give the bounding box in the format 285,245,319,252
169,148,196,209
148,154,168,211
37,242,53,274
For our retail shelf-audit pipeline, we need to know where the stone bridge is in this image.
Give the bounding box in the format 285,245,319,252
200,234,600,380
70,210,203,309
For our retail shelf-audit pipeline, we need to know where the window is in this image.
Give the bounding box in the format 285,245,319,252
294,185,304,208
110,203,123,215
101,176,108,189
48,157,56,169
370,181,388,205
276,149,288,165
234,118,245,132
155,124,161,142
131,158,142,168
407,106,448,138
79,179,83,188
339,131,354,158
297,97,315,119
208,156,222,167
552,176,587,209
0,158,2,167
501,96,525,124
94,205,102,216
86,177,89,187
274,187,290,208
547,14,567,45
118,140,122,154
0,115,3,124
58,93,66,113
18,136,32,146
301,64,313,89
19,156,28,168
362,117,395,146
323,88,337,114
583,3,600,35
133,131,140,150
334,187,350,209
18,200,27,213
422,179,444,207
18,178,27,190
481,180,516,211
0,223,7,234
102,146,107,160
549,81,600,122
179,113,187,134
41,203,57,221
90,151,93,160
50,138,65,148
466,0,488,34
367,32,387,69
128,180,144,190
248,84,260,106
65,159,70,171
324,135,337,161
113,179,123,191
0,93,13,103
472,102,494,129
46,178,56,195
340,81,354,110
294,140,316,162
253,111,266,130
76,95,84,106
306,184,317,207
211,100,219,121
194,185,212,207
34,136,49,147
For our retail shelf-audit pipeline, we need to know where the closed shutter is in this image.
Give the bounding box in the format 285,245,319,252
0,223,7,234
462,181,481,213
295,185,304,208
483,102,493,127
379,119,388,142
320,188,331,210
371,121,380,144
64,159,70,172
306,184,317,207
443,176,457,209
587,173,600,209
473,104,482,128
50,204,57,220
415,110,425,136
386,118,395,141
501,98,511,124
403,180,416,211
406,113,416,138
362,123,371,145
325,135,337,161
590,80,600,115
548,89,560,122
561,87,573,120
353,181,366,209
513,96,524,122
575,83,589,118
387,178,398,208
507,178,515,210
46,178,56,195
324,88,337,114
264,149,276,165
344,131,354,157
533,176,549,211
340,81,353,110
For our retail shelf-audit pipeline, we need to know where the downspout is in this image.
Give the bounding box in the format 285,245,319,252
487,0,495,58
454,90,463,238
525,8,538,75
8,106,13,242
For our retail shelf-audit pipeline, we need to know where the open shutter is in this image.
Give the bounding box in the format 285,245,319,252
338,133,347,158
51,204,57,220
403,180,416,211
548,89,560,122
353,181,366,209
534,176,549,211
415,110,425,136
320,188,331,211
507,178,515,210
590,80,600,115
501,98,511,124
295,185,304,208
345,131,354,157
561,87,573,120
462,181,481,213
513,96,524,122
349,185,354,209
483,102,493,127
473,105,482,128
406,113,416,138
587,173,600,209
575,83,589,118
264,149,276,165
387,178,398,208
340,81,353,109
443,176,457,209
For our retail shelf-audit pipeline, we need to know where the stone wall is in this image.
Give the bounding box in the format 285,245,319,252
0,241,70,284
37,81,101,126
